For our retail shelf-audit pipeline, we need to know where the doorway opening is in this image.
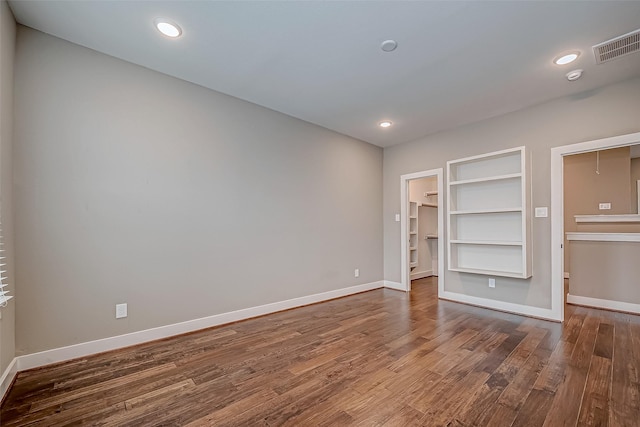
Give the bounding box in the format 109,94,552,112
551,131,640,321
400,169,444,294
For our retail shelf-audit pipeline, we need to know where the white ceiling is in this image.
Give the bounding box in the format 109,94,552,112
7,1,640,147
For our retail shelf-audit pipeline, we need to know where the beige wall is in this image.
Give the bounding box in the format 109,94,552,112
569,240,640,304
384,76,640,310
563,147,636,272
0,0,16,376
13,27,383,355
409,176,437,204
631,158,640,214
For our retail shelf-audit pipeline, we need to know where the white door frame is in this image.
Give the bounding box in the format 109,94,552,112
400,168,445,294
550,131,640,321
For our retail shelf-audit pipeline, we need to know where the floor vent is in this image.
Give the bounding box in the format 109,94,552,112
593,29,640,64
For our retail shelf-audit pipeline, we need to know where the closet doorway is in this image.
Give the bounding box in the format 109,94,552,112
400,169,444,294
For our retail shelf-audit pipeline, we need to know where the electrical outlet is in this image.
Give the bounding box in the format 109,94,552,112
354,268,360,278
599,203,611,210
488,278,496,288
115,303,127,319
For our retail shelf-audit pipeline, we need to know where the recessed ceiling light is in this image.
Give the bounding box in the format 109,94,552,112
154,18,182,38
379,121,393,128
554,52,579,65
380,40,398,52
566,69,583,81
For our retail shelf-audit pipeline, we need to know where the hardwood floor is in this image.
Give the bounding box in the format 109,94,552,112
2,277,639,426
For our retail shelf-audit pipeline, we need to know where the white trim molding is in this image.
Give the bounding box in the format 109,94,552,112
14,281,384,373
574,214,640,223
410,270,433,281
551,131,640,322
400,168,445,295
567,293,640,315
566,232,640,243
440,290,560,322
0,357,18,402
383,280,405,292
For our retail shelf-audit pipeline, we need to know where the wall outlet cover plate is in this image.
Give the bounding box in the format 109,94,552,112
116,303,128,319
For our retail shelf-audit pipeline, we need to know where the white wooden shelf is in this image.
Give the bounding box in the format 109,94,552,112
450,207,522,215
566,232,640,242
574,214,640,223
450,240,523,246
424,191,438,196
449,267,527,279
426,234,438,239
420,202,438,208
447,146,531,279
449,173,522,186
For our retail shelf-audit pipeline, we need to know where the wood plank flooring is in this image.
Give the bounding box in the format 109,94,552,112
2,277,639,426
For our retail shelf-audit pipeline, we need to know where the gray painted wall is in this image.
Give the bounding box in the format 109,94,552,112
384,77,640,310
0,0,16,375
13,27,383,355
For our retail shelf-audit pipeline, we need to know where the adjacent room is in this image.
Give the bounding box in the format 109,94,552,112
1,1,639,425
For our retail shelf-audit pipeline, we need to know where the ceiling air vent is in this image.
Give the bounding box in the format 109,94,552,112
593,29,640,64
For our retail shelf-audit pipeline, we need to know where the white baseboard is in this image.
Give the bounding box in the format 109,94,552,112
383,280,406,292
567,293,640,315
16,281,384,372
439,290,560,322
0,357,18,403
410,270,433,280
564,272,570,279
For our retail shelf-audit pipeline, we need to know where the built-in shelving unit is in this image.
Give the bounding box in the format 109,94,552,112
409,201,418,268
408,185,439,277
447,146,531,279
421,190,439,277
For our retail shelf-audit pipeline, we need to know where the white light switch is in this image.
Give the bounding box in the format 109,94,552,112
599,203,611,210
535,207,548,218
395,214,400,222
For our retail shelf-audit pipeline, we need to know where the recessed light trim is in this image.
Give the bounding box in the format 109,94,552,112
379,120,393,128
154,18,182,38
554,52,579,65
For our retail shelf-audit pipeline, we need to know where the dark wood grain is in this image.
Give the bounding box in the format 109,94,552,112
1,277,639,426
